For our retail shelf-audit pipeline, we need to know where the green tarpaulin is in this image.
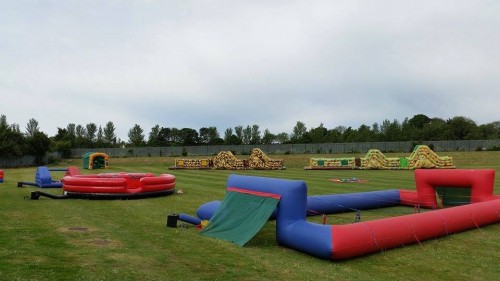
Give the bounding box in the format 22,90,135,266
200,188,280,246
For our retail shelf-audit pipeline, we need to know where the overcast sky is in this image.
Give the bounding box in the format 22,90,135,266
2,1,499,141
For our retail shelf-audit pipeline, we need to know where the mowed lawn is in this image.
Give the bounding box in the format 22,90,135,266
1,151,499,280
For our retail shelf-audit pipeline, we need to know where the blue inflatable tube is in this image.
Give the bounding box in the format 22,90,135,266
306,190,400,214
179,213,202,225
196,190,401,220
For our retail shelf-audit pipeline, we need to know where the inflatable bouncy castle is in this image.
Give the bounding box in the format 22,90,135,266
82,152,109,170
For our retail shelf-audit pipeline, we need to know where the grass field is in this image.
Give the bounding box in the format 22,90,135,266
1,151,499,280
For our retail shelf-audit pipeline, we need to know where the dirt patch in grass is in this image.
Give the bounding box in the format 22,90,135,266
71,238,123,248
58,226,96,233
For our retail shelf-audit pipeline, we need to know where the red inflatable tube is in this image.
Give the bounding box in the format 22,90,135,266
63,177,128,193
141,174,176,185
331,198,500,260
142,183,176,192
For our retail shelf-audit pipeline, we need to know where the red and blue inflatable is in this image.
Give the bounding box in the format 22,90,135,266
191,169,500,260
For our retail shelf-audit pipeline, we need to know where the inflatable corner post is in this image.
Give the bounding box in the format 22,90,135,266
0,169,4,183
196,170,500,260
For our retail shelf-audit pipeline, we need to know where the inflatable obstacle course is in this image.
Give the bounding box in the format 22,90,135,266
170,148,285,170
305,145,455,170
213,151,246,170
174,159,213,169
308,157,358,169
248,148,286,170
82,152,109,170
406,145,455,169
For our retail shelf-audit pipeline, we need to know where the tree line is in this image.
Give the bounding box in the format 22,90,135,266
1,114,499,164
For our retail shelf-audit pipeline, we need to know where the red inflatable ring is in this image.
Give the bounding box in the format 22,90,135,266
62,172,176,199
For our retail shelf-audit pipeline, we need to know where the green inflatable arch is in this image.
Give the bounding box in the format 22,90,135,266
82,152,109,170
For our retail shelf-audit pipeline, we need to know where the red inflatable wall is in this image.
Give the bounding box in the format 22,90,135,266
331,198,500,260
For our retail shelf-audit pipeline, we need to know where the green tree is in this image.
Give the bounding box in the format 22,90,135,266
261,129,275,144
128,124,145,147
25,131,51,165
148,125,162,146
291,121,307,143
75,125,87,148
234,126,243,144
103,121,117,147
66,123,77,147
381,119,402,141
223,128,233,143
179,128,198,146
51,127,72,158
309,123,328,143
25,118,39,138
478,121,500,139
329,126,347,143
275,132,289,144
250,125,261,145
199,127,220,144
0,115,25,157
355,124,373,142
158,127,173,146
224,127,242,145
85,123,97,147
446,116,480,140
95,126,104,147
408,114,431,129
242,126,252,144
421,118,448,140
